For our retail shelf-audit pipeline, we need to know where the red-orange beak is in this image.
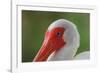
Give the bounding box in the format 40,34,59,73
33,28,65,62
33,36,55,61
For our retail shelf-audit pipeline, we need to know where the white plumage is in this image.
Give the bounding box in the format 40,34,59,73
33,19,90,62
74,51,90,60
47,19,89,61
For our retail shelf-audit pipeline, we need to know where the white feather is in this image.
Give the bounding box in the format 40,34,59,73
74,51,90,60
47,19,89,61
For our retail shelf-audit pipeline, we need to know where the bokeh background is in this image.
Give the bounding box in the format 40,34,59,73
22,10,90,62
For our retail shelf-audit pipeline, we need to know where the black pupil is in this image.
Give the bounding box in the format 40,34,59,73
57,32,61,36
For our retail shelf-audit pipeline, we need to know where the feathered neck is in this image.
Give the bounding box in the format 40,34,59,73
47,19,80,61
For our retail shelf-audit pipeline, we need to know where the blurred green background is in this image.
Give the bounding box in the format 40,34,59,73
22,10,90,62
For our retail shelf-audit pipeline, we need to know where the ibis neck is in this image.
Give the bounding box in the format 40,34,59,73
48,26,80,61
47,42,78,61
47,19,80,61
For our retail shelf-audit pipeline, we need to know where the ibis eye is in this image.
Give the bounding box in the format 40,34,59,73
56,32,62,37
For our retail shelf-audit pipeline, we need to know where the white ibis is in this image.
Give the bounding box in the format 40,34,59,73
33,19,89,62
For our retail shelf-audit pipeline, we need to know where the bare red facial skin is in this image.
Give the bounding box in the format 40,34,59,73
33,27,66,62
